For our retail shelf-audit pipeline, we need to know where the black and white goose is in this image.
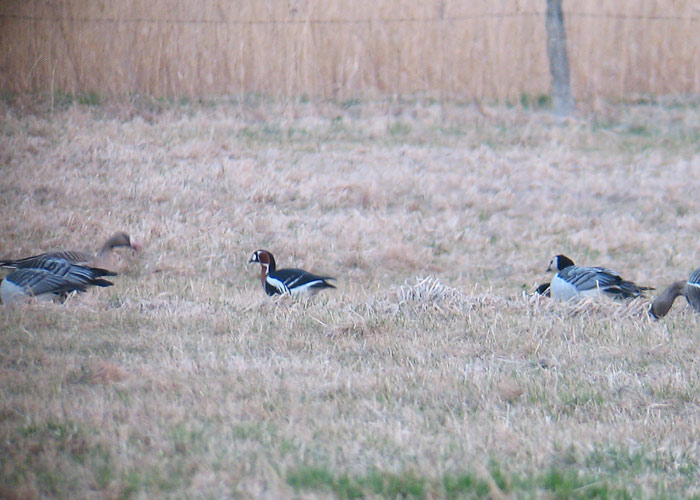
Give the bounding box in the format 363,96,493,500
649,267,700,318
248,249,336,296
546,254,651,301
0,256,116,305
0,232,142,273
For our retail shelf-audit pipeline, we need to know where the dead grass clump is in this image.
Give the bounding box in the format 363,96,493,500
529,294,654,322
393,275,466,314
496,376,525,404
390,276,512,317
87,360,128,385
0,483,39,500
328,317,386,342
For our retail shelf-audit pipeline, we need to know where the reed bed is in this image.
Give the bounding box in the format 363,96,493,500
1,0,699,100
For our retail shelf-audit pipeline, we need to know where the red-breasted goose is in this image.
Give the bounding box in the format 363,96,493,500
248,249,336,296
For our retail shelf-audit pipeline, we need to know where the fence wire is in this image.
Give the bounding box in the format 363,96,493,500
1,11,699,25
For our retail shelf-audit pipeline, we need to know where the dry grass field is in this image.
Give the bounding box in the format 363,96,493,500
1,94,700,499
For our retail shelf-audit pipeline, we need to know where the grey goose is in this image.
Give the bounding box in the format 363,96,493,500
0,232,141,273
1,256,115,305
649,267,700,318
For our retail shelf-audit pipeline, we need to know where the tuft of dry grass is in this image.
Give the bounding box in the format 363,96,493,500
1,96,700,498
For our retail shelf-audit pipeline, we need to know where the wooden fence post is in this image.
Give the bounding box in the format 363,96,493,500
545,0,574,116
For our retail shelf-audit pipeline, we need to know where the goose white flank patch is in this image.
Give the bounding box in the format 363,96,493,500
0,231,142,273
0,257,116,305
248,249,336,296
649,267,700,319
546,254,652,301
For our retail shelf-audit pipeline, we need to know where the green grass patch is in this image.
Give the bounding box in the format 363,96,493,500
519,92,552,110
77,91,101,106
287,466,426,499
387,121,411,136
0,89,16,105
89,447,115,489
560,390,604,413
229,421,279,442
49,90,101,107
6,419,117,498
286,453,699,500
539,467,630,500
169,422,211,455
342,98,361,109
585,445,699,480
117,461,193,497
442,473,491,499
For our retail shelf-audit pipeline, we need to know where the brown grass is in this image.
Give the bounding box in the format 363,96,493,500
1,96,700,498
1,0,699,99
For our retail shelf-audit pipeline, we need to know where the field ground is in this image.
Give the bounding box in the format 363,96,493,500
1,95,700,499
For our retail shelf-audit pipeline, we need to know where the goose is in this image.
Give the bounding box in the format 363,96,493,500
534,282,551,296
649,267,700,318
248,249,336,296
546,254,652,301
1,257,115,305
0,232,142,272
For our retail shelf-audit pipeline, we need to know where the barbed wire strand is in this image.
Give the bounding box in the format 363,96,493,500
1,11,699,25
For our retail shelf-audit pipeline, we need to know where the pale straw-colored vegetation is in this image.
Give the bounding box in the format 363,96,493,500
1,0,699,99
1,95,700,498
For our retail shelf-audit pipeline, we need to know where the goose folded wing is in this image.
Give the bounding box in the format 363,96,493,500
688,268,700,286
268,268,335,294
559,266,623,291
29,259,116,290
0,250,94,269
7,268,89,296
